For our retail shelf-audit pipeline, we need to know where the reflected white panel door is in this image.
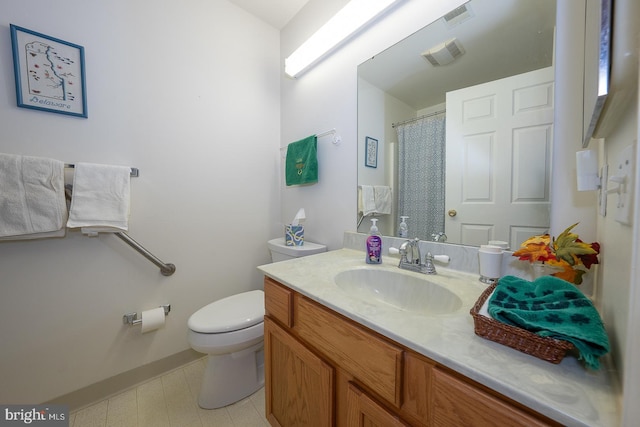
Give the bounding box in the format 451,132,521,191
445,67,554,249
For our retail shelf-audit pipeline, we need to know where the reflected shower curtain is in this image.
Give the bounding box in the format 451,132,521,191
396,114,446,240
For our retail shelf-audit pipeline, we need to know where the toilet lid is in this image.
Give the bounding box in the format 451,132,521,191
188,290,264,333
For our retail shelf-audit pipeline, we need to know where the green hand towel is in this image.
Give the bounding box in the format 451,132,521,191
286,135,318,186
488,275,610,369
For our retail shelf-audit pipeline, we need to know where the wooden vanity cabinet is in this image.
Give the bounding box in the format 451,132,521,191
264,317,334,427
263,277,558,427
432,368,553,427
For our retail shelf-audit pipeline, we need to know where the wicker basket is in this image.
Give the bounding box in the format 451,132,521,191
470,282,574,364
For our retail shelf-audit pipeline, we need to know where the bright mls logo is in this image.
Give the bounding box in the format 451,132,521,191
1,405,68,426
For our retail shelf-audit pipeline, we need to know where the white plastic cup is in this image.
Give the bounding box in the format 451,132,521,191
478,245,503,281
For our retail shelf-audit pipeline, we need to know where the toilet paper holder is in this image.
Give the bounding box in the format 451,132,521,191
123,304,171,325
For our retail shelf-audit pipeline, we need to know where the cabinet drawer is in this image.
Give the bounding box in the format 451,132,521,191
295,295,403,407
264,277,293,327
433,368,554,427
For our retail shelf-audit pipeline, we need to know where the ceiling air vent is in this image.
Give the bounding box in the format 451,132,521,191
421,38,465,66
442,4,474,28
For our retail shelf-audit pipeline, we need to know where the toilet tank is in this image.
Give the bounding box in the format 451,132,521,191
267,238,327,262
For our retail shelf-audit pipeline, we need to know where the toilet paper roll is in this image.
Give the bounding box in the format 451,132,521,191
141,307,165,333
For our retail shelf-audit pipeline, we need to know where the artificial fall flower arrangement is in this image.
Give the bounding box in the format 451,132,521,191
512,223,600,285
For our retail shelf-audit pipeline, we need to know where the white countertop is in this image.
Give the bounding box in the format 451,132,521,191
258,248,621,427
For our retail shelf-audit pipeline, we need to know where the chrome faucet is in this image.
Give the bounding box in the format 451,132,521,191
399,238,420,265
397,238,449,275
431,232,447,242
398,238,429,274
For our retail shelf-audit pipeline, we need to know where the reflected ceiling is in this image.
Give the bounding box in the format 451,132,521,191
358,0,556,110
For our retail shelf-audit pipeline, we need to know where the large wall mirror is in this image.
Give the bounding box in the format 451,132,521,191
357,0,557,249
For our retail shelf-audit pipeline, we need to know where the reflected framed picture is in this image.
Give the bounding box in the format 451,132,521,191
10,24,88,118
365,136,378,168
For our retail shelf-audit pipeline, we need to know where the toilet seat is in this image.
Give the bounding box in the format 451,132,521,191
188,290,264,334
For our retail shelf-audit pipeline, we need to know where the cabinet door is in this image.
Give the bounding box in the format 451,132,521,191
400,352,433,426
433,368,554,427
346,383,410,427
265,317,334,427
295,295,403,407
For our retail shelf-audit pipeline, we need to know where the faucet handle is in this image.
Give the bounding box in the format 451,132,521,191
422,253,450,275
432,254,450,264
423,252,437,274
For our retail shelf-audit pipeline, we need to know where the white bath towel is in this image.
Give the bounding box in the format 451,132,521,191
374,186,392,215
358,185,376,216
67,162,131,232
0,153,67,239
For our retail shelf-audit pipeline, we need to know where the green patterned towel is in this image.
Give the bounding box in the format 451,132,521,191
285,135,318,186
488,275,610,369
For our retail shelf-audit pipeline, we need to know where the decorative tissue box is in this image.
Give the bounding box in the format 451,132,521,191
285,225,304,246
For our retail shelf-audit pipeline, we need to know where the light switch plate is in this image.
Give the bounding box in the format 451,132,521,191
599,164,608,217
614,143,635,225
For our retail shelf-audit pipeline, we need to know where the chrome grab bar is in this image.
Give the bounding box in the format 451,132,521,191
64,163,175,276
115,232,176,276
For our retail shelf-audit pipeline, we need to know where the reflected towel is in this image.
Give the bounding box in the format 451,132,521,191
0,153,67,239
285,135,318,186
374,186,392,214
488,275,610,369
359,185,376,215
67,162,131,231
358,185,391,216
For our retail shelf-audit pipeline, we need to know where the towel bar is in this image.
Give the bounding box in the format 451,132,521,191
115,232,176,276
357,212,378,228
316,128,341,145
64,163,139,177
63,164,174,275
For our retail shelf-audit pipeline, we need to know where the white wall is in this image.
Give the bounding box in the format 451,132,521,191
0,0,280,404
596,2,640,422
556,0,639,404
280,0,466,250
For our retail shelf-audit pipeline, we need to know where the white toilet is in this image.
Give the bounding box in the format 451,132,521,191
267,237,327,262
187,238,326,409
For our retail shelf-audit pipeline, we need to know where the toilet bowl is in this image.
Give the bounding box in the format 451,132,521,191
187,238,326,409
187,290,265,409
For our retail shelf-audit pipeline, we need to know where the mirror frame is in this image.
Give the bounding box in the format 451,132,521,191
583,0,612,147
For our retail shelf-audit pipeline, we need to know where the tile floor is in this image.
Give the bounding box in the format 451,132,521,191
69,358,269,427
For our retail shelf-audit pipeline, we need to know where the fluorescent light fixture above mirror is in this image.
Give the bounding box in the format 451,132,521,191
285,0,401,78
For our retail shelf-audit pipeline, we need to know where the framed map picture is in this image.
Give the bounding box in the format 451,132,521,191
10,25,87,118
365,136,378,168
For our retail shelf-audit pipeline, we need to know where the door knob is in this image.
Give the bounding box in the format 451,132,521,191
448,209,457,217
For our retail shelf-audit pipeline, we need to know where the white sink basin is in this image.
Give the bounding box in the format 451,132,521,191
334,268,462,315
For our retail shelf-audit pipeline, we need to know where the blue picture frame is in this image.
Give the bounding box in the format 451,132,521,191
365,136,378,168
10,25,88,118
